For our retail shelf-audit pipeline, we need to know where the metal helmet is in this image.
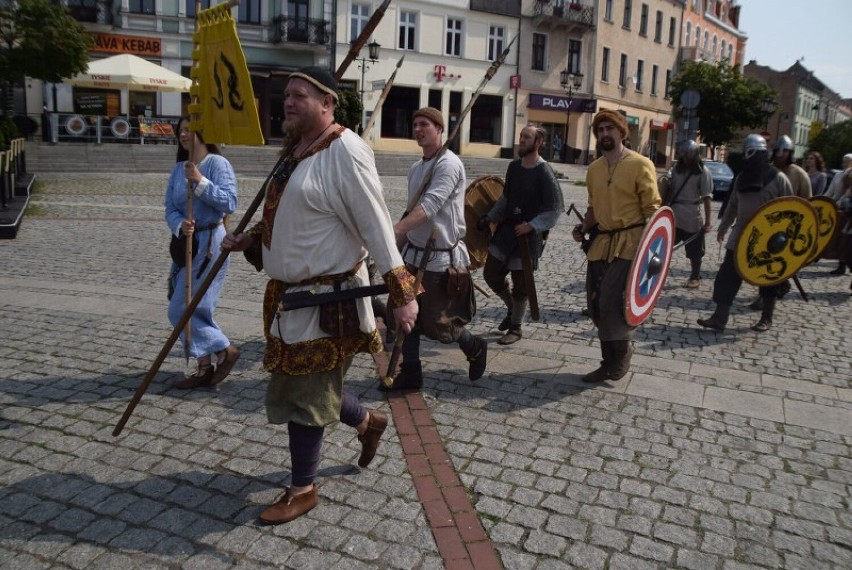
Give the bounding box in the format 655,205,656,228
774,135,794,152
743,134,768,157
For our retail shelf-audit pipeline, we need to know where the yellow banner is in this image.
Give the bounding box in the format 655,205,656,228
189,4,263,145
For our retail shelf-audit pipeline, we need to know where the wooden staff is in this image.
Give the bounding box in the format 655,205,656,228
114,160,283,437
115,0,391,437
182,1,203,366
336,0,392,81
403,34,518,217
362,53,405,140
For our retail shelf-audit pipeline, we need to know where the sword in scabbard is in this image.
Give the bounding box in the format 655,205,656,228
514,208,541,321
673,230,703,251
278,284,389,311
382,228,436,388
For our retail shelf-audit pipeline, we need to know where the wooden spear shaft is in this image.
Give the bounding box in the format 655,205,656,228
403,35,518,216
362,53,404,140
336,0,392,81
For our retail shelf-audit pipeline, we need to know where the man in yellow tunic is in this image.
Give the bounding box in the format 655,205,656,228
573,110,660,383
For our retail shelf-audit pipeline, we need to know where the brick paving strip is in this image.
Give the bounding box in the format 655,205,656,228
389,390,503,570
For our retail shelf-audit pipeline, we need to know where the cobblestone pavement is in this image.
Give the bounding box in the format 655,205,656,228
0,168,850,569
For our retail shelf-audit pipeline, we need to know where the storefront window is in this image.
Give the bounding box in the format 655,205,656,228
469,94,502,144
130,92,157,118
381,86,419,139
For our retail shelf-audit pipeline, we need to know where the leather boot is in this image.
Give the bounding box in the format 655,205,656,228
465,336,488,381
697,303,730,331
380,360,423,391
582,343,612,383
496,290,513,331
498,298,527,345
606,340,633,380
751,297,775,332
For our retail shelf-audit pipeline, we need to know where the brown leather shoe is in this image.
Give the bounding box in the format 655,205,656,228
211,345,240,386
497,328,522,345
174,363,214,389
357,411,388,468
581,363,610,383
259,486,317,524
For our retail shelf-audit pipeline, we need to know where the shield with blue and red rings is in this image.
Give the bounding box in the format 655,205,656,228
624,206,675,327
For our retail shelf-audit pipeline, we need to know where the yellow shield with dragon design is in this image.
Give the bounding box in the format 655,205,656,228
734,196,819,286
806,196,840,264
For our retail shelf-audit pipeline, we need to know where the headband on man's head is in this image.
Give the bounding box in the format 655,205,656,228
288,66,339,103
592,109,629,139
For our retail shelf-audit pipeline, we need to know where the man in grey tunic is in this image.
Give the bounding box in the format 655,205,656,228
385,107,487,390
665,140,713,288
478,125,563,344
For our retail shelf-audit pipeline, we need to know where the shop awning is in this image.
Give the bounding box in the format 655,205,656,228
650,119,672,130
63,54,191,93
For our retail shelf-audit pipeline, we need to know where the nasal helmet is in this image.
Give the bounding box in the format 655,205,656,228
774,135,794,152
743,134,768,158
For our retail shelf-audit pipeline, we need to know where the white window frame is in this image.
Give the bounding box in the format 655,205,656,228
651,64,659,95
350,2,370,43
488,24,505,62
399,10,417,51
445,17,463,57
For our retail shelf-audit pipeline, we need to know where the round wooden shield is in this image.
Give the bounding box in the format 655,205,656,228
734,196,819,286
463,175,504,270
625,207,675,327
806,196,840,264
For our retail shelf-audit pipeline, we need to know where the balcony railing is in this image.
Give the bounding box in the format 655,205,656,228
679,46,713,62
273,16,330,46
531,1,595,27
470,0,521,18
66,0,108,24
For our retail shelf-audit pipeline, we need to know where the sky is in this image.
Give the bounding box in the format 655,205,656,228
738,0,852,98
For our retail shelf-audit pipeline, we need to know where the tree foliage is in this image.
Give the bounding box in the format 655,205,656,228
0,0,92,84
669,60,777,148
808,120,852,169
334,88,363,132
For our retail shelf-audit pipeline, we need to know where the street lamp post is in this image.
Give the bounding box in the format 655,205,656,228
761,97,776,133
355,40,380,134
559,70,583,164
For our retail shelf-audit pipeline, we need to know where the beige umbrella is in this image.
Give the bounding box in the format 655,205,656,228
64,53,191,92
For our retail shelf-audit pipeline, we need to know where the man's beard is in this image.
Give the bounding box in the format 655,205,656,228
518,144,533,157
599,136,616,151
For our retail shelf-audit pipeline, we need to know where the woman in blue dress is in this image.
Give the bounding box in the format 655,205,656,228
165,117,240,388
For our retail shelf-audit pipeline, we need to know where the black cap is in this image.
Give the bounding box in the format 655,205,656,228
288,66,339,102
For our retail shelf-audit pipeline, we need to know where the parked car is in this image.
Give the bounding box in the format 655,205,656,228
703,159,735,201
